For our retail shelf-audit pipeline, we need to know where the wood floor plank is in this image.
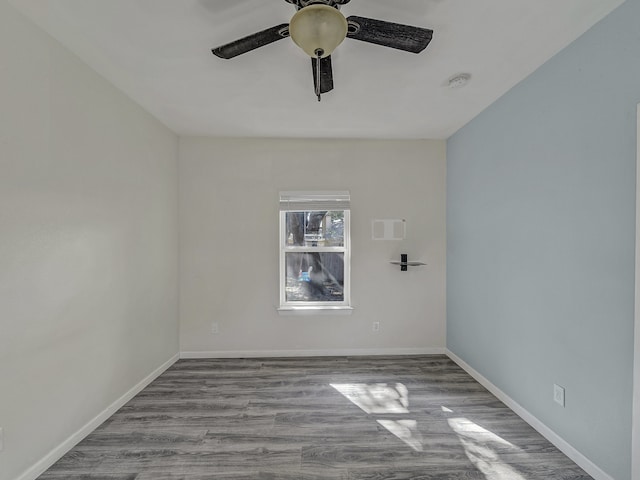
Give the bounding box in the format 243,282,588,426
37,355,593,479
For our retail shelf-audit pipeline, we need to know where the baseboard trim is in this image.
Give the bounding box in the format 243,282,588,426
15,353,180,480
445,349,613,480
180,347,446,359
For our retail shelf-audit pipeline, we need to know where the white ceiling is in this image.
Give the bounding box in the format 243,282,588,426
10,0,623,139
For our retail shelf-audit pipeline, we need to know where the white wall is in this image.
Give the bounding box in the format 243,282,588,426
0,4,179,480
179,137,446,356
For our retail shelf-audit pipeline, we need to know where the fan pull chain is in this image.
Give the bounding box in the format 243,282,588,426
315,49,323,102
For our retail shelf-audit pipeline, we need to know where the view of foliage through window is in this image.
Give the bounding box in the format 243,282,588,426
284,211,345,302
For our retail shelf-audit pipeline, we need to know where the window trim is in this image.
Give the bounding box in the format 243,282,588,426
278,192,351,312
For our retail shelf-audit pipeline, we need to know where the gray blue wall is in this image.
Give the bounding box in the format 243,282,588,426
446,0,640,478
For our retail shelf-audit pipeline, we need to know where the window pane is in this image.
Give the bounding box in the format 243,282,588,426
285,252,344,302
285,211,344,247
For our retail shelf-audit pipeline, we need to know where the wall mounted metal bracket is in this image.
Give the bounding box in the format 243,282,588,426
390,253,426,271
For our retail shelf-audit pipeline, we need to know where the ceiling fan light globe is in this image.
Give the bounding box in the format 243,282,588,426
289,4,348,58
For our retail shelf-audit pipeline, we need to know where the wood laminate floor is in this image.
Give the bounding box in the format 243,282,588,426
38,355,592,479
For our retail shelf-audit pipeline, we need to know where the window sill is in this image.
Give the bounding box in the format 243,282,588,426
277,306,354,316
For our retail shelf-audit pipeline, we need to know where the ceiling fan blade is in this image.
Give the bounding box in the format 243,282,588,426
346,16,433,54
212,23,290,59
311,55,334,94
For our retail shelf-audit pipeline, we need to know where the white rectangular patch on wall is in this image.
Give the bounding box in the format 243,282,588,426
372,219,406,240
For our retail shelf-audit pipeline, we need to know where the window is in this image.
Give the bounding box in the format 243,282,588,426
279,191,351,311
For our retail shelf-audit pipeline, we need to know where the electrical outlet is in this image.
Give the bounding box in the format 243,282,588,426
211,322,219,334
553,384,565,407
0,427,4,452
372,322,380,332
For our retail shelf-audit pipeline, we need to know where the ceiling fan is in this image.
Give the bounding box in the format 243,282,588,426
212,0,433,101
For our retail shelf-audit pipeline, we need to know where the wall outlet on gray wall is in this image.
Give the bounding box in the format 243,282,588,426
372,322,380,332
211,322,219,334
553,384,565,407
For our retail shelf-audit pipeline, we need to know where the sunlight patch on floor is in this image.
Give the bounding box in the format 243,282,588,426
330,383,410,414
331,382,423,451
448,416,526,480
377,419,424,452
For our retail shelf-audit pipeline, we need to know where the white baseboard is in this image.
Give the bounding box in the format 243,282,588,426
15,353,180,480
445,349,614,480
180,347,445,359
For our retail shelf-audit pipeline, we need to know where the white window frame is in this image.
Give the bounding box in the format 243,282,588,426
278,191,351,312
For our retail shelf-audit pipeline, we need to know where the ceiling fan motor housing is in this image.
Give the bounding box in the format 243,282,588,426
285,0,351,10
